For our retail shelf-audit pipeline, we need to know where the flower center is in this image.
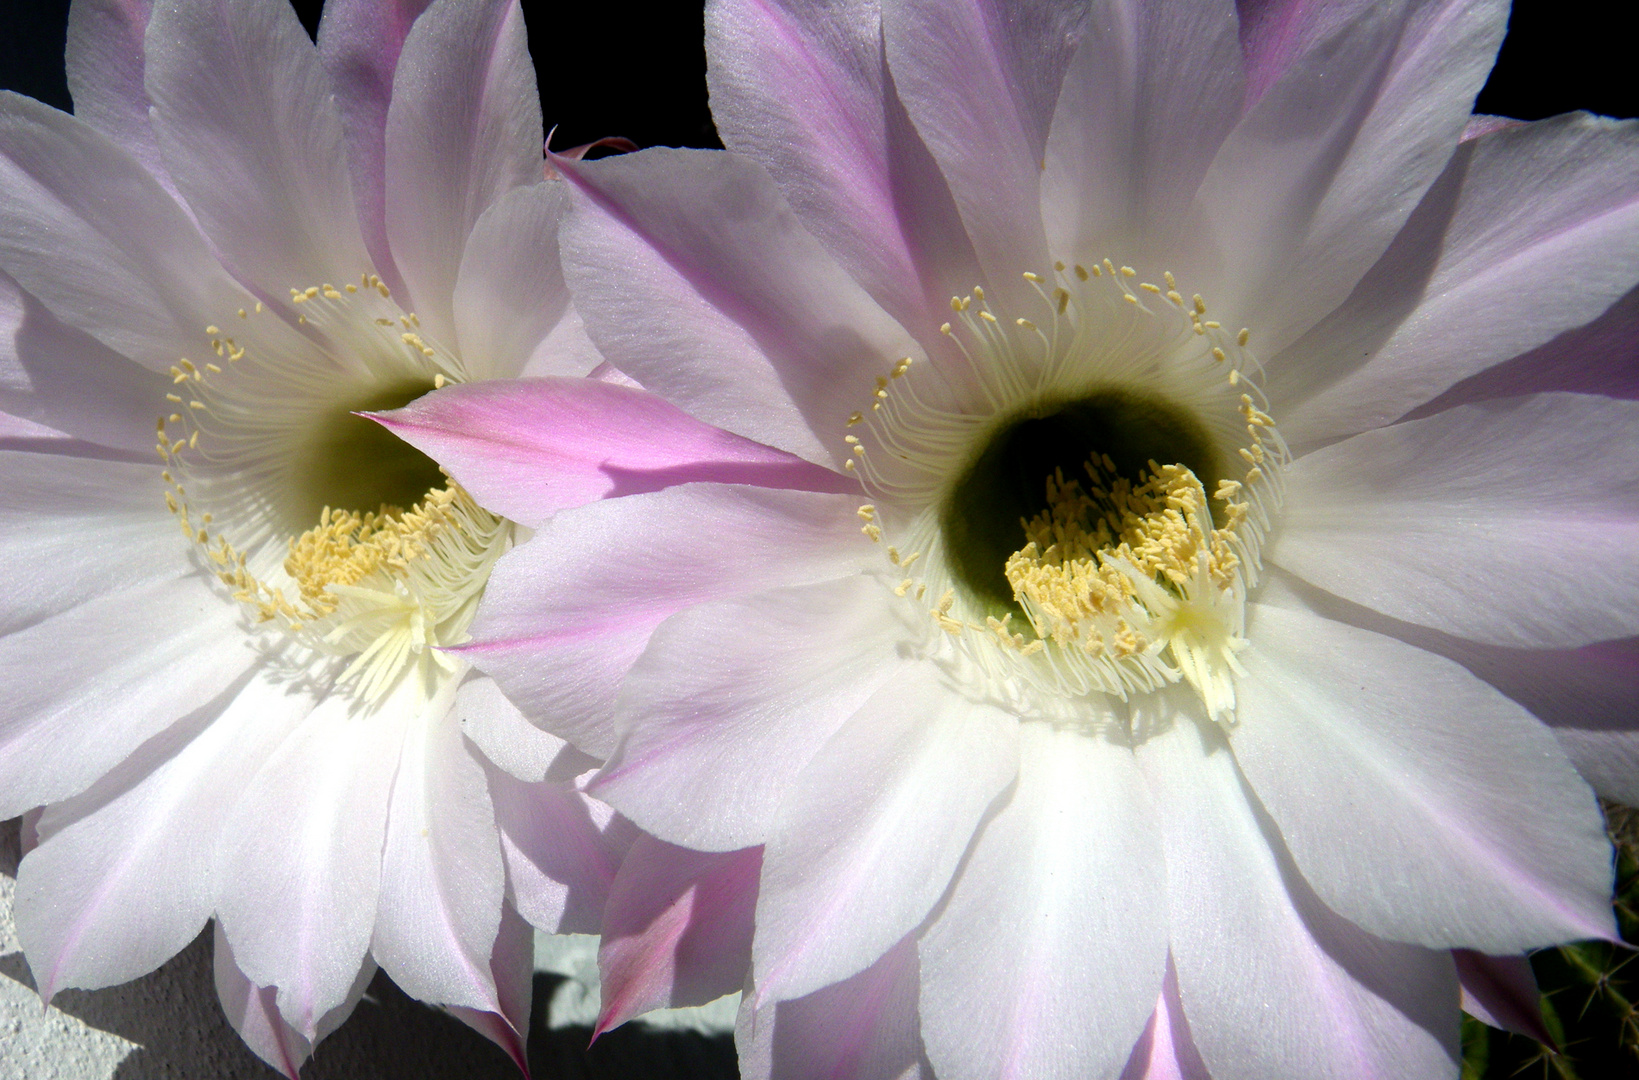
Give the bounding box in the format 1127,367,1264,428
843,262,1288,721
156,275,511,704
940,390,1222,613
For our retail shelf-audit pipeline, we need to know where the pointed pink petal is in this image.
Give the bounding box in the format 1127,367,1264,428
213,922,313,1080
63,0,182,205
488,763,636,936
1275,112,1639,445
373,376,849,529
596,836,760,1035
556,147,924,467
1455,949,1554,1045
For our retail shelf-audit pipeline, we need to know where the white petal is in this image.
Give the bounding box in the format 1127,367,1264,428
450,181,570,379
15,667,311,998
753,667,1018,1003
1191,0,1507,354
1274,393,1639,648
371,686,506,1014
1136,705,1461,1080
384,0,542,340
0,450,185,637
0,270,175,453
0,574,256,818
315,0,434,299
0,94,251,371
593,575,910,852
146,0,371,297
558,148,922,468
64,0,181,204
1255,574,1639,815
737,934,928,1080
464,483,868,758
456,672,582,784
215,921,374,1079
919,719,1167,1080
215,680,408,1039
1276,113,1639,444
1042,0,1243,274
1232,601,1614,951
444,900,534,1072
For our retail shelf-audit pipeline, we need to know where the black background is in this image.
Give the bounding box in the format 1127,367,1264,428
3,0,1637,149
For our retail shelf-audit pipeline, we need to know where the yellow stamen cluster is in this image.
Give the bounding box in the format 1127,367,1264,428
1003,460,1238,660
283,484,468,618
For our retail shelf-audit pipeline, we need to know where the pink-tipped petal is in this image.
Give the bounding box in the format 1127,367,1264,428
374,376,849,529
1043,0,1244,275
316,0,433,299
446,900,535,1075
1275,113,1639,445
372,699,507,1016
16,667,311,999
64,0,179,203
1232,602,1616,953
596,835,760,1035
557,147,923,468
882,0,1085,309
213,921,314,1080
1275,393,1639,649
918,719,1167,1080
215,681,408,1040
1193,0,1507,356
1117,960,1212,1080
737,933,929,1080
146,0,372,298
384,0,542,341
752,666,1017,1004
705,0,981,345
